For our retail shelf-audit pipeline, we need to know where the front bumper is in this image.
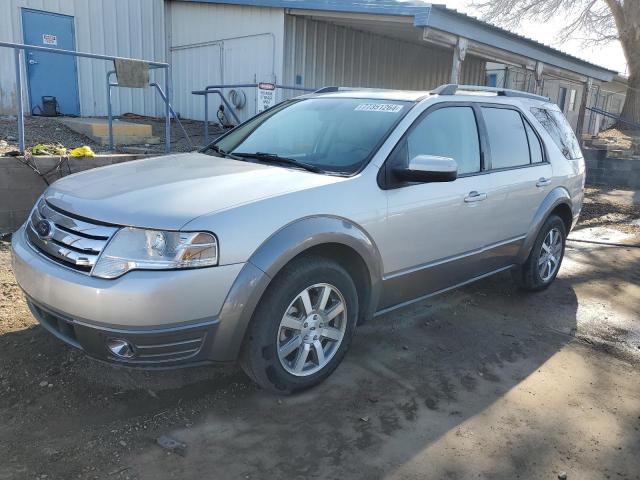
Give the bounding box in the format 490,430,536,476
11,225,246,366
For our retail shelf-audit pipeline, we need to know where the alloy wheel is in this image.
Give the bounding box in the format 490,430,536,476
276,283,347,376
538,227,563,282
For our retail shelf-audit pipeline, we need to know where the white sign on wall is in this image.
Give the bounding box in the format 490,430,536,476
257,82,276,113
42,34,57,46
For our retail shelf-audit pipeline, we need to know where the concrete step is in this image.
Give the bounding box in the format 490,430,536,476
60,118,159,145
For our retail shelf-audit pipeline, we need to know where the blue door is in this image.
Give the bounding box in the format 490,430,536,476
22,9,80,116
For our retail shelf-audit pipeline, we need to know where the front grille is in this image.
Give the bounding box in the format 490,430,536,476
26,198,118,273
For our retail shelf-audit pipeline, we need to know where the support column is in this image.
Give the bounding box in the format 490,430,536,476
450,37,468,84
534,61,544,95
576,77,593,137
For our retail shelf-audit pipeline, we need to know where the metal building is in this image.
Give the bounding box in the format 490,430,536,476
0,0,619,132
165,0,618,130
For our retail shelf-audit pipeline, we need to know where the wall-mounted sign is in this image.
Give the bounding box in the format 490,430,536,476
257,82,276,113
42,34,57,46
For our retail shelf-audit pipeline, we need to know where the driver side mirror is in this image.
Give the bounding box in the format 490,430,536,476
393,154,458,183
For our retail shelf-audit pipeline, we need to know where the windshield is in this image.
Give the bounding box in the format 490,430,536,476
208,97,411,174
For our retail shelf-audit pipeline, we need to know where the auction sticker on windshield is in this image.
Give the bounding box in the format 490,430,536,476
354,103,404,113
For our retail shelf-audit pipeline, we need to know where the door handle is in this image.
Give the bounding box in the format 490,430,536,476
536,177,552,187
28,59,38,65
464,191,487,203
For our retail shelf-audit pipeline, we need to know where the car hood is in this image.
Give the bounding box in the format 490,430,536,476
45,152,345,230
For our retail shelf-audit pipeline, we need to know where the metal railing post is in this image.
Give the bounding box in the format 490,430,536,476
107,71,114,150
14,48,25,152
164,66,171,154
204,94,209,145
150,83,193,149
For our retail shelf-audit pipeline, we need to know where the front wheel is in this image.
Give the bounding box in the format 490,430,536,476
239,255,358,394
511,214,567,291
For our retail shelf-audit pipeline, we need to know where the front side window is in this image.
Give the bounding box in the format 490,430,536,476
531,107,582,160
482,107,530,169
210,98,410,174
406,106,481,175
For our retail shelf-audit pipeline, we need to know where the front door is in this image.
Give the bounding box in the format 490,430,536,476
22,9,80,116
378,104,499,309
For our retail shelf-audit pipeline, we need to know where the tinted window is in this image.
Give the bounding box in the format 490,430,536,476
407,106,480,175
531,107,582,160
524,121,544,163
482,107,530,169
212,98,409,174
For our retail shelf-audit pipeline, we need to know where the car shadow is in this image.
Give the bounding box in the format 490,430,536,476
0,268,587,479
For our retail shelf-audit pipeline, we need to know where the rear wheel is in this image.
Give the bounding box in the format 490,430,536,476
512,214,566,291
239,255,358,394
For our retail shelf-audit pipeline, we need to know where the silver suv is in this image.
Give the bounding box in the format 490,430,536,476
12,85,584,393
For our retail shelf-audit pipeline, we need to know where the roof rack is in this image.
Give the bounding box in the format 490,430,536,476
431,84,550,101
314,86,341,93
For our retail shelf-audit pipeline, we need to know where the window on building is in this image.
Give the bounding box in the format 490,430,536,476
568,89,577,111
406,106,481,175
482,107,530,169
531,107,582,160
558,87,568,112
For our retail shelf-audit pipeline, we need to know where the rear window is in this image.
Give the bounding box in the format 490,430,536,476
530,107,582,159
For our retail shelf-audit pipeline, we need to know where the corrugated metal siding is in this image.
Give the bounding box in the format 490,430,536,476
283,15,485,92
168,2,284,122
0,0,165,116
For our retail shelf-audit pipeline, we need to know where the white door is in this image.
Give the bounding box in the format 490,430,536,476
223,35,276,122
171,43,223,121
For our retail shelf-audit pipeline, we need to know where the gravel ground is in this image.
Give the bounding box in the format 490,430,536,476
0,188,639,480
0,114,225,156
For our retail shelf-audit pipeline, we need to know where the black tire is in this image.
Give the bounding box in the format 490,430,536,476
239,255,359,395
511,214,567,291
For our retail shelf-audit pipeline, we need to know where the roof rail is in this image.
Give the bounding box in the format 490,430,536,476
314,86,341,93
431,84,550,101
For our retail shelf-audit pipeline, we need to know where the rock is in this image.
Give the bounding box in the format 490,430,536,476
39,380,48,387
359,417,369,422
558,472,568,479
119,440,127,447
157,435,187,456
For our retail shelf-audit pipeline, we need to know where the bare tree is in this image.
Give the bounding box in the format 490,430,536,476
473,0,640,125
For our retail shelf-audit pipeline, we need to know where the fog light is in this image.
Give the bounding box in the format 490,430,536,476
106,338,135,359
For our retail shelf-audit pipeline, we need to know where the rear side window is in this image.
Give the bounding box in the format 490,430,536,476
524,121,544,163
407,106,481,175
531,107,582,159
482,107,530,169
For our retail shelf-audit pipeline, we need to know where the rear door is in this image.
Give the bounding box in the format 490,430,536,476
479,105,553,251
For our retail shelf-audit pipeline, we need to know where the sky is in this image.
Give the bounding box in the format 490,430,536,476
440,0,628,75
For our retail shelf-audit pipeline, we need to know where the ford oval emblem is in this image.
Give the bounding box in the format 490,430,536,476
35,219,54,240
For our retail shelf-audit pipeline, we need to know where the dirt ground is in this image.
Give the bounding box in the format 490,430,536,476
1,187,639,480
0,114,223,156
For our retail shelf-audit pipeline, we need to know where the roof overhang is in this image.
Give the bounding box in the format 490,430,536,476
173,0,618,82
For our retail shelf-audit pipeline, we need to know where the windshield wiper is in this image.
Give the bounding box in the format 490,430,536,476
232,152,323,173
208,145,243,160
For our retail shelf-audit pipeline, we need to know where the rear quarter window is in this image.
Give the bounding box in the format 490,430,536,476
530,107,582,160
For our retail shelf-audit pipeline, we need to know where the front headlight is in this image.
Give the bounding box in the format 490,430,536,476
92,227,218,279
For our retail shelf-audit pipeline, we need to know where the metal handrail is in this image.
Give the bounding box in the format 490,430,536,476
0,41,171,153
191,83,316,145
107,70,193,150
585,106,640,130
